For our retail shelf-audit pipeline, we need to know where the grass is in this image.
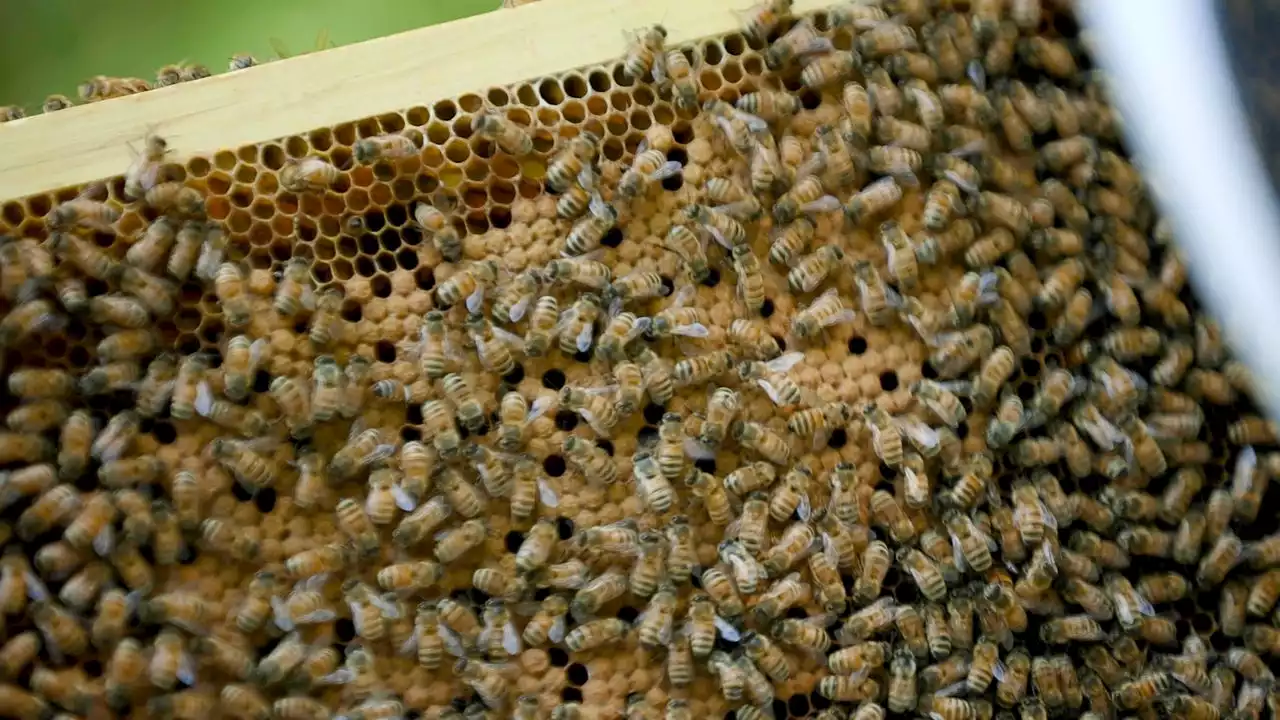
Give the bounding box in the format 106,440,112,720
0,0,498,111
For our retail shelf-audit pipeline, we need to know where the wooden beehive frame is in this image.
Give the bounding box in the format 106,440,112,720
0,0,831,201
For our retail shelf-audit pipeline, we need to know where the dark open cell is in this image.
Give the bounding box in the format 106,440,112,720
878,462,898,480
542,368,566,390
375,341,396,362
1021,357,1041,377
152,422,177,445
567,663,589,685
848,336,868,354
694,457,717,474
401,426,422,443
560,688,584,703
659,275,675,297
661,173,684,191
638,425,659,445
415,266,435,290
701,267,721,287
595,439,614,456
341,300,363,322
1017,382,1036,401
365,212,386,232
253,370,271,393
1028,310,1048,330
555,410,579,431
548,647,569,667
785,606,808,619
406,403,424,424
543,455,566,477
335,618,356,642
615,606,640,623
572,349,592,363
359,234,379,256
809,690,831,711
557,517,575,540
921,361,938,379
504,531,524,553
502,364,525,385
788,694,810,717
602,227,624,248
771,700,789,720
82,659,102,677
643,403,666,424
232,482,254,502
827,428,847,449
533,587,552,602
957,421,970,440
879,370,899,391
385,204,408,227
254,487,277,513
760,298,775,317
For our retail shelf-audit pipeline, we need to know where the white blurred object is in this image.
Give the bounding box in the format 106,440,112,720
1081,0,1280,420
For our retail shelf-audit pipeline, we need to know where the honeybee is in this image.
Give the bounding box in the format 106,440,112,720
413,192,462,262
275,156,342,195
845,176,904,225
792,288,856,340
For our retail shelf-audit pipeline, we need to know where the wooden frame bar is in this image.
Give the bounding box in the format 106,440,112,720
0,0,827,201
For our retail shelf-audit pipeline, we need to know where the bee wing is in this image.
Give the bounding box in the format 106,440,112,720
509,295,532,322
757,378,788,407
673,323,710,338
704,223,733,250
684,438,716,461
935,680,968,698
548,614,567,643
440,623,468,657
465,286,486,314
503,620,522,654
177,649,198,687
713,615,741,642
370,593,401,618
1233,445,1258,496
966,59,987,91
318,667,355,685
492,326,526,353
949,528,967,572
765,351,805,373
731,108,769,133
527,395,553,422
647,161,683,182
627,317,652,343
194,380,215,417
398,632,418,656
391,483,418,512
992,659,1006,681
942,169,979,195
537,478,560,508
271,596,295,631
24,570,49,602
93,524,116,557
895,417,940,452
797,493,811,521
576,323,594,353
799,195,843,215
821,532,839,566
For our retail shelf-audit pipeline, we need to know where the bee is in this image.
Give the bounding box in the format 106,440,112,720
841,176,903,227
465,110,534,159
546,133,600,192
406,195,463,263
555,436,616,488
273,156,343,196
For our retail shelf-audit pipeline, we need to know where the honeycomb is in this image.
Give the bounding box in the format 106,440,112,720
0,2,1276,720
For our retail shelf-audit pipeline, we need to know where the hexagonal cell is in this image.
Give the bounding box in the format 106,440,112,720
234,164,258,185
723,60,744,85
406,105,431,126
237,145,259,164
332,258,354,281
255,172,280,196
227,209,251,234
250,197,275,221
458,93,484,114
586,95,608,116
214,150,237,171
377,113,406,133
562,100,586,124
186,155,212,178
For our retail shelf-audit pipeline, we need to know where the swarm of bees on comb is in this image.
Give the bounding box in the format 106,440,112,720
1,1,1280,720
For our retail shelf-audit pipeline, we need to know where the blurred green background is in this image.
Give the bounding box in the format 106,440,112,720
0,0,498,111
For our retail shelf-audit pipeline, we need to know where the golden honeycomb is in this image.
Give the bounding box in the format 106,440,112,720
0,2,1275,720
